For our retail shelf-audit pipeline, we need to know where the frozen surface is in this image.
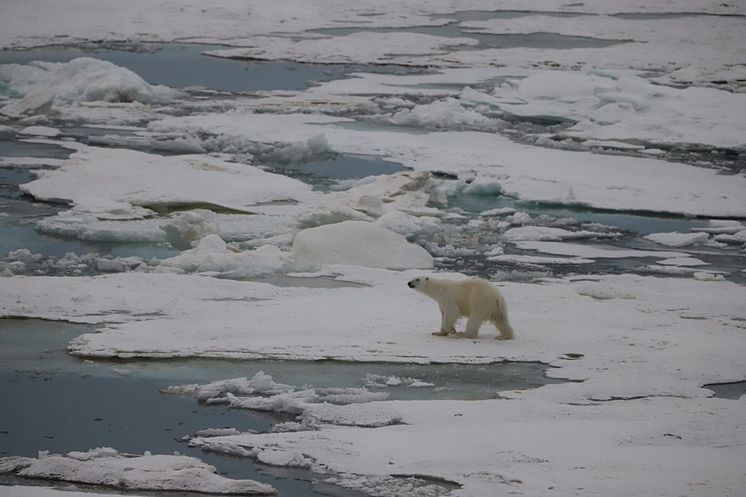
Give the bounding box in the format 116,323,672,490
1,1,745,496
0,448,275,495
21,145,316,213
150,113,746,217
292,220,433,270
2,269,744,399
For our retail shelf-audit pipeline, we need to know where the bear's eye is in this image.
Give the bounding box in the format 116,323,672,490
425,277,429,281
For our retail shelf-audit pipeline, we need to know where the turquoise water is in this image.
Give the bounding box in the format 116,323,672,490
0,318,563,495
311,24,629,50
0,43,425,92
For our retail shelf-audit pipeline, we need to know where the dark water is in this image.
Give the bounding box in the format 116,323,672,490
270,154,409,181
704,381,746,400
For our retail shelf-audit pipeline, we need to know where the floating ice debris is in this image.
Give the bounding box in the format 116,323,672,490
386,98,496,129
170,372,398,429
18,125,61,137
656,257,709,267
158,234,298,277
364,374,435,389
503,226,618,242
292,220,434,270
0,448,275,495
515,241,686,259
644,232,710,248
163,371,294,402
194,428,243,437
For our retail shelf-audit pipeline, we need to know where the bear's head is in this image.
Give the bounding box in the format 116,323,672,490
407,276,429,289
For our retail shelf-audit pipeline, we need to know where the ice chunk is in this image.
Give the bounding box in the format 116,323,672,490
160,209,219,250
387,98,495,129
644,232,710,247
656,257,709,267
159,235,296,277
18,125,61,137
301,402,402,428
256,449,311,468
194,428,242,437
0,449,275,495
504,226,616,242
164,371,294,402
292,220,433,270
1,58,181,116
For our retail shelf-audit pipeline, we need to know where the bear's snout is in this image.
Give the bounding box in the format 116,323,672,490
407,280,415,288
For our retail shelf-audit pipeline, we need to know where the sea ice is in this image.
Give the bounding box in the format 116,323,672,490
644,231,710,247
1,58,181,117
0,448,275,495
292,220,434,270
21,145,316,213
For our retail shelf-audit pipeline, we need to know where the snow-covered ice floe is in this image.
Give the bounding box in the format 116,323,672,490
0,448,275,495
2,268,744,402
1,2,745,496
149,112,746,218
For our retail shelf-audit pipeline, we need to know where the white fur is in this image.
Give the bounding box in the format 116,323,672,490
408,276,514,340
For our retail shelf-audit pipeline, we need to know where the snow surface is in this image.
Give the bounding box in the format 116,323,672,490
5,268,740,495
149,112,746,217
2,1,746,496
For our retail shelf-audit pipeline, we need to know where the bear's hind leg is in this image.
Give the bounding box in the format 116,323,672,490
459,314,485,339
493,311,514,340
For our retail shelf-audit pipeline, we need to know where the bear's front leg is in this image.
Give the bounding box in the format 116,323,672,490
434,306,458,336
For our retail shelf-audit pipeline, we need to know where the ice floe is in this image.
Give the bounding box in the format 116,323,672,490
0,448,275,495
148,112,746,217
22,145,315,213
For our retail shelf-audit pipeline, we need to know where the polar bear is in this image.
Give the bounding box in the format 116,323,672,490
407,276,514,340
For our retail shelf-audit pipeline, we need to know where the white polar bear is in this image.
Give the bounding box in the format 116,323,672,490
407,276,514,340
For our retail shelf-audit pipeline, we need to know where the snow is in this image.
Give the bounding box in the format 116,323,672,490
2,269,744,400
0,449,275,495
149,112,746,218
21,145,316,213
461,69,746,149
1,2,745,497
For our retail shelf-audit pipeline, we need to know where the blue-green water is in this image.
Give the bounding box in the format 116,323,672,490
0,318,563,495
0,43,425,92
310,24,629,50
